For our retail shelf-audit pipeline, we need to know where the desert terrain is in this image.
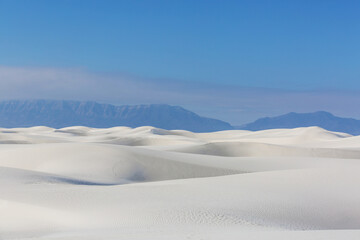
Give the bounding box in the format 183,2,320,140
1,126,360,239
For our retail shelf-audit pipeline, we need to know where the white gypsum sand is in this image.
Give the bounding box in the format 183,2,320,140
0,126,360,239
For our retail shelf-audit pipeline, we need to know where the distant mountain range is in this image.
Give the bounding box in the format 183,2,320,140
238,111,360,135
1,100,360,135
0,100,233,132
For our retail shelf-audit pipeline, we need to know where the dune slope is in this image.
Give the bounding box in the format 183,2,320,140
1,126,360,239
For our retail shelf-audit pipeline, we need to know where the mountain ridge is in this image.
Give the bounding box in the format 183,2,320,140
3,100,360,135
0,100,233,132
238,111,360,135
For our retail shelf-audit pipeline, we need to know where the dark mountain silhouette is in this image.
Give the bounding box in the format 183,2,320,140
238,111,360,135
0,100,233,132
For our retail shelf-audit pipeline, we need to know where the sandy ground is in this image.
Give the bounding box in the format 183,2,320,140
1,126,360,239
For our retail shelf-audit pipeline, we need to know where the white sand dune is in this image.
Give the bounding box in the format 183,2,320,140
1,126,360,239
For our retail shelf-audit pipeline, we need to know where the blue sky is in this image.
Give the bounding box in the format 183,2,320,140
0,0,360,123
